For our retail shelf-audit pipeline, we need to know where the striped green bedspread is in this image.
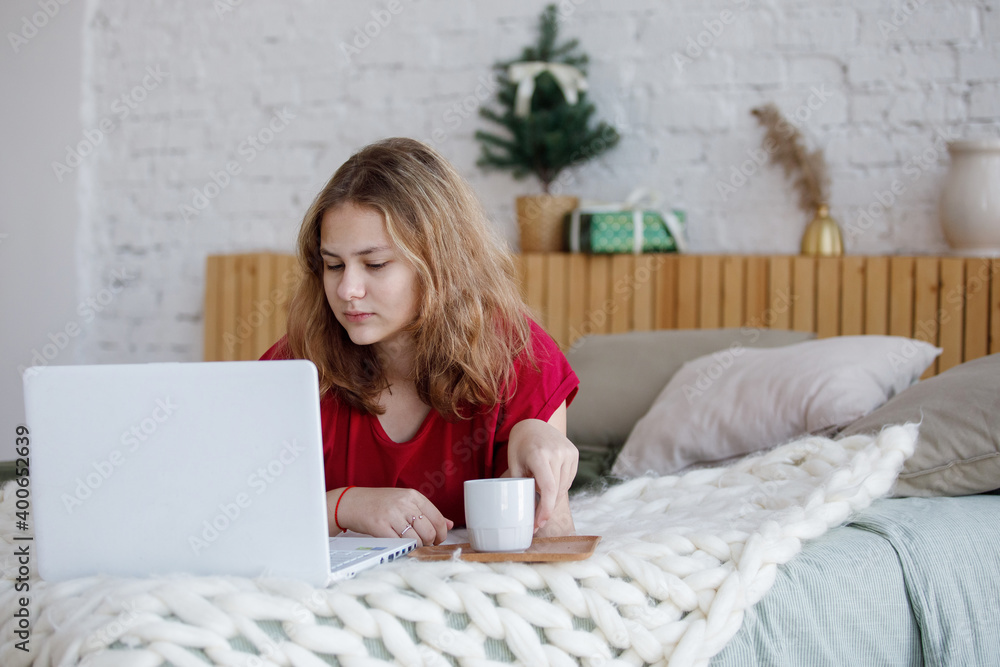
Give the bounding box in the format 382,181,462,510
713,495,1000,666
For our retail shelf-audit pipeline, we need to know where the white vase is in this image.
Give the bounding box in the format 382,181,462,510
940,138,1000,256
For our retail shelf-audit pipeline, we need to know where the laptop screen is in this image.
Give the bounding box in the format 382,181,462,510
24,360,334,585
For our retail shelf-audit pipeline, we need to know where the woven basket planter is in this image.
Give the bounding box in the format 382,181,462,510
516,194,578,252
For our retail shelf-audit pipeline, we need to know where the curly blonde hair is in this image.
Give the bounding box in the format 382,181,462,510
284,137,534,419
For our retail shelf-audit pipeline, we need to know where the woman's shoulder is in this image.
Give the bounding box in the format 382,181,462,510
525,317,560,357
512,317,569,376
528,318,558,338
259,336,291,361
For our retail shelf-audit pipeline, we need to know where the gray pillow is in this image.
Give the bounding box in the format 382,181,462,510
566,328,816,452
839,353,1000,497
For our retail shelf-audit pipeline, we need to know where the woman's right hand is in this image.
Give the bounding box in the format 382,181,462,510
328,486,453,546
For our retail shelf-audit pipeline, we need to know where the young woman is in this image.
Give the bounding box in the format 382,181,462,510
261,137,579,547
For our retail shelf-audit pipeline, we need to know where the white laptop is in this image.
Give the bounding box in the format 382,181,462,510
22,360,416,587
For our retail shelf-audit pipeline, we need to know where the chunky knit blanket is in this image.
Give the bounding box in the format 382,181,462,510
0,424,916,667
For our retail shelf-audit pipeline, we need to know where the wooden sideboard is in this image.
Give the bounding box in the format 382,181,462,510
204,253,1000,377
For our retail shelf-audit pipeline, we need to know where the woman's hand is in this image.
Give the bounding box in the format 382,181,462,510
328,487,453,547
504,403,578,537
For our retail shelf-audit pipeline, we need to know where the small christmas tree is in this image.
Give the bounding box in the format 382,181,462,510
476,4,620,194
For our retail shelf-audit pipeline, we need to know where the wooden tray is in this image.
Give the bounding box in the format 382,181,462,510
409,535,601,562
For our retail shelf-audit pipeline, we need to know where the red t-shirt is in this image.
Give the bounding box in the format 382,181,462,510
260,320,579,525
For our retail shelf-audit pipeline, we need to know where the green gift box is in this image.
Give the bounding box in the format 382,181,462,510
566,207,687,254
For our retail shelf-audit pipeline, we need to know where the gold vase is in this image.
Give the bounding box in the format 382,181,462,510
801,204,844,257
516,194,579,252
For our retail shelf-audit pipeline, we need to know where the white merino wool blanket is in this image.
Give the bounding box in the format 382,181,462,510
0,424,917,667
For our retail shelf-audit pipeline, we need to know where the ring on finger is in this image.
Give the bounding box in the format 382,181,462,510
399,524,413,537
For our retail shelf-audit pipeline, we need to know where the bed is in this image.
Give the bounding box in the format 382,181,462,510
2,252,998,666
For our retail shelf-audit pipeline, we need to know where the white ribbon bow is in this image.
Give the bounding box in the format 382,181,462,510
507,61,588,117
568,188,687,254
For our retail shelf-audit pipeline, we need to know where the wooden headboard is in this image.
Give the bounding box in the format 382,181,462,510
203,253,301,363
204,253,999,377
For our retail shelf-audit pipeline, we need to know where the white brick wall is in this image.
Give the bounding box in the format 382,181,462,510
76,0,1000,363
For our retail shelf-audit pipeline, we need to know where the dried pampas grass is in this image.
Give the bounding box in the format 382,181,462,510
751,103,830,215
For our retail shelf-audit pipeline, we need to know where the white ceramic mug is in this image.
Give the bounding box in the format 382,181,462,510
464,477,535,552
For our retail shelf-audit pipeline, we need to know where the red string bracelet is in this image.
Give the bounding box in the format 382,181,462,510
334,486,355,532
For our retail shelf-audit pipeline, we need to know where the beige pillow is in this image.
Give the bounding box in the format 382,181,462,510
612,336,941,477
566,328,815,450
839,353,1000,497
